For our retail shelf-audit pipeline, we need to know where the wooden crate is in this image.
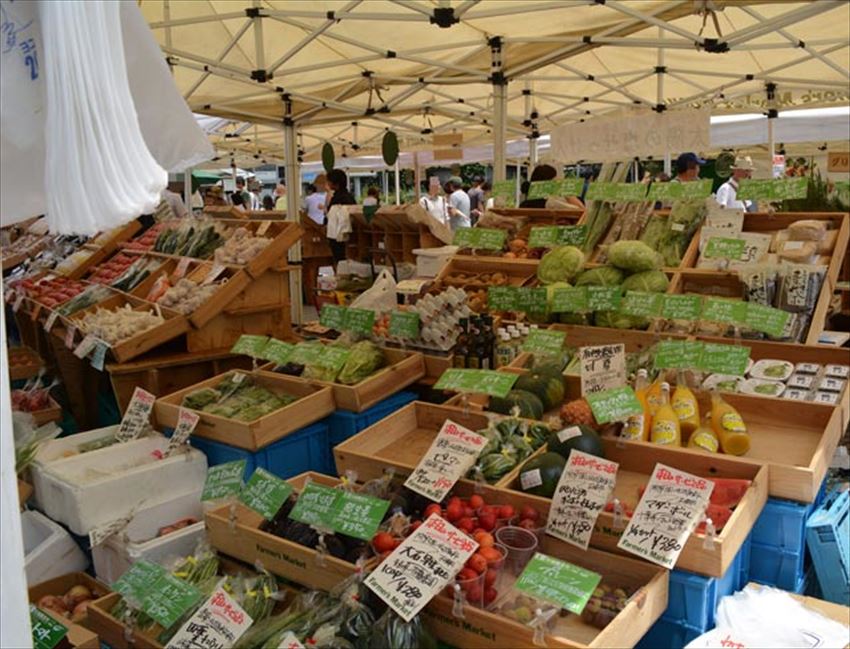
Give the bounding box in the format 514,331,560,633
206,472,372,591
216,219,303,278
186,305,292,353
88,593,162,649
16,394,63,426
62,221,142,280
38,606,100,649
29,572,110,631
107,348,253,414
422,537,668,649
7,345,43,381
436,256,539,288
66,293,190,364
264,347,425,412
154,370,335,450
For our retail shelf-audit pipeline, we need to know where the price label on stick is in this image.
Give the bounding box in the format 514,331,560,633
617,463,714,569
165,585,253,649
44,310,60,333
289,482,338,527
112,560,167,603
586,286,622,311
73,334,98,359
433,368,518,398
30,604,68,649
230,334,270,358
90,339,109,371
452,227,507,250
319,304,346,330
487,286,517,311
701,297,747,325
704,237,746,260
546,451,619,550
290,483,390,541
202,460,247,501
258,339,294,365
116,387,156,442
661,294,702,320
389,311,420,339
166,408,200,455
551,287,588,313
404,419,487,502
365,514,478,622
288,342,324,365
239,468,294,520
522,329,566,356
343,307,376,335
491,180,515,207
698,342,750,376
515,287,548,314
580,344,626,395
528,226,560,248
586,387,643,424
619,291,662,318
653,340,704,371
737,177,807,201
515,553,602,614
313,345,351,372
142,573,203,630
558,224,588,246
744,303,790,338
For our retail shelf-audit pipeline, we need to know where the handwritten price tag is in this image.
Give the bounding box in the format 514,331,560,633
546,451,619,550
661,294,702,320
404,419,486,502
142,573,203,629
258,339,294,365
202,460,247,501
580,344,626,395
239,468,294,520
365,514,478,621
44,310,60,333
290,483,390,541
704,237,746,260
522,329,566,356
166,408,200,455
389,311,420,339
618,463,714,569
515,553,602,614
165,585,253,649
90,339,109,371
112,560,167,603
319,304,346,330
230,335,270,358
73,334,97,359
586,386,643,424
551,287,589,313
116,387,156,442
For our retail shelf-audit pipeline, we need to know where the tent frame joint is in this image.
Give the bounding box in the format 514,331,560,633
702,38,729,54
430,7,458,28
251,69,270,83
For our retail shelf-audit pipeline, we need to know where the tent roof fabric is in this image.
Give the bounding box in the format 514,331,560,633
140,0,850,165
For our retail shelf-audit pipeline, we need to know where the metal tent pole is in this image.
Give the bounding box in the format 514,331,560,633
184,167,193,214
414,151,422,200
382,169,389,203
657,27,672,176
283,110,303,326
394,159,401,205
491,37,507,182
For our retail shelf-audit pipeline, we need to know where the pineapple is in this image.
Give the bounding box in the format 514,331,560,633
560,398,600,431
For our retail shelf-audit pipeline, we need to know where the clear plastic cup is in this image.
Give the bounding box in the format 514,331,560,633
455,570,486,608
495,526,538,575
482,543,508,581
510,517,547,545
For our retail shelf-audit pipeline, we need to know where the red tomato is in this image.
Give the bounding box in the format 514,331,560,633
469,494,485,509
372,532,397,554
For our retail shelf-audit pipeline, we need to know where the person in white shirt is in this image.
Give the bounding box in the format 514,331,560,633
303,174,327,224
447,176,471,230
716,156,755,211
273,183,287,211
248,180,262,211
420,177,448,224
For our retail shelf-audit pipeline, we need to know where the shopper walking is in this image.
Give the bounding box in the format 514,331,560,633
447,176,471,230
234,176,251,205
273,183,287,210
468,176,485,214
716,156,756,210
303,174,327,225
363,186,381,207
673,153,705,182
326,169,357,264
420,177,448,225
248,180,262,210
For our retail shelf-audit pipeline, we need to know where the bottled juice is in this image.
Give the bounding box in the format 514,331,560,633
646,377,665,417
650,382,681,446
688,414,720,453
710,392,751,455
672,370,700,438
622,369,651,441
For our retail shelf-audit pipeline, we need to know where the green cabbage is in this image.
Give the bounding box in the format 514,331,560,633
336,340,386,385
537,246,585,284
574,266,624,287
621,270,669,293
594,310,650,330
607,240,662,272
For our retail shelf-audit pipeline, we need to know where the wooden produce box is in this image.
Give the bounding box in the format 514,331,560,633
206,472,370,591
62,221,142,280
216,219,303,279
186,305,292,353
7,345,43,380
269,347,425,412
29,572,110,632
38,607,100,649
87,592,162,649
154,370,334,450
497,438,766,578
20,394,63,426
422,537,668,649
64,293,189,363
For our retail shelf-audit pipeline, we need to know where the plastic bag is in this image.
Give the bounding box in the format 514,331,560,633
350,268,397,314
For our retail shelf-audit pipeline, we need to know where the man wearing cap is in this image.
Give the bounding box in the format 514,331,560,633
447,176,471,230
716,156,755,211
673,152,706,182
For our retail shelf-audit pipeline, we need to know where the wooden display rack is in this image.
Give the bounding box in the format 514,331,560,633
345,205,448,264
61,220,142,280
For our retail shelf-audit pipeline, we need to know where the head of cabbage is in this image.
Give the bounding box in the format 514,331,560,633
537,245,585,284
574,266,624,287
620,270,669,293
594,310,650,330
607,240,663,272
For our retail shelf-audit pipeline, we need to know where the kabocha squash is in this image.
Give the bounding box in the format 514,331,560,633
514,372,565,411
489,389,544,419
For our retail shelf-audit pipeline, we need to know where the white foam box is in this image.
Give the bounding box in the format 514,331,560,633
23,509,88,586
414,245,459,277
93,487,205,583
37,434,207,536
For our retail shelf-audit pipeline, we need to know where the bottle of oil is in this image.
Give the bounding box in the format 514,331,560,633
622,369,651,441
650,382,681,446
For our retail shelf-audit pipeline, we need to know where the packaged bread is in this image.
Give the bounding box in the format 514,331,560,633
769,229,789,253
778,240,817,263
816,229,838,253
787,219,827,241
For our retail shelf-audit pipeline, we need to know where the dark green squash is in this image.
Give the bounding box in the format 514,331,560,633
489,389,544,420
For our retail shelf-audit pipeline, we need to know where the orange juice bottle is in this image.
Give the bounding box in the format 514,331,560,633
688,414,719,453
710,392,751,456
650,382,681,446
646,377,665,417
622,369,651,441
672,370,700,438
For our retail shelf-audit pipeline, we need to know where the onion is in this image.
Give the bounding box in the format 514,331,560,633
71,600,90,621
64,584,92,608
37,595,68,616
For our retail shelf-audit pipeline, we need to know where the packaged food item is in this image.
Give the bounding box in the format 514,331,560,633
794,362,821,375
813,391,840,405
687,416,719,453
817,377,846,393
650,382,681,446
825,364,850,378
778,240,818,264
787,219,827,241
750,359,794,382
621,368,651,441
787,374,815,390
783,388,810,401
702,374,743,393
646,378,665,417
672,371,700,438
739,266,777,307
710,392,750,455
741,379,785,398
775,264,825,315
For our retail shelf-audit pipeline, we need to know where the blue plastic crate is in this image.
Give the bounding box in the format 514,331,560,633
327,391,417,449
636,618,706,649
749,541,806,591
189,436,261,476
662,535,751,629
751,480,827,552
806,487,850,605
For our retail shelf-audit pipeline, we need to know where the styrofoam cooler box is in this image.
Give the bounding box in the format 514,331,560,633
413,245,458,277
93,487,205,583
38,434,207,535
23,509,88,586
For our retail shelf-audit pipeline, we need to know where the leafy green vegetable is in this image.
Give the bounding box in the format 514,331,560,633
621,270,669,293
336,341,386,385
575,266,624,287
537,245,585,284
607,240,662,272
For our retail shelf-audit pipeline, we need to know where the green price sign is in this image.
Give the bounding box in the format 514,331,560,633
587,286,622,311
515,553,602,615
737,177,807,201
528,179,561,200
488,286,517,311
343,308,376,335
551,287,589,313
141,573,203,629
661,294,702,320
586,386,643,424
313,345,352,372
528,226,560,248
320,304,346,330
698,342,751,376
522,329,566,356
648,178,713,201
30,605,68,649
239,468,294,520
653,340,704,371
288,342,324,365
586,182,647,202
619,291,662,318
112,560,167,603
491,180,515,206
434,368,519,398
515,287,548,314
453,227,507,250
290,483,391,541
230,335,270,358
289,482,338,528
202,459,247,501
704,237,746,260
701,297,747,325
388,311,420,339
744,303,790,338
558,224,588,246
259,338,295,366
